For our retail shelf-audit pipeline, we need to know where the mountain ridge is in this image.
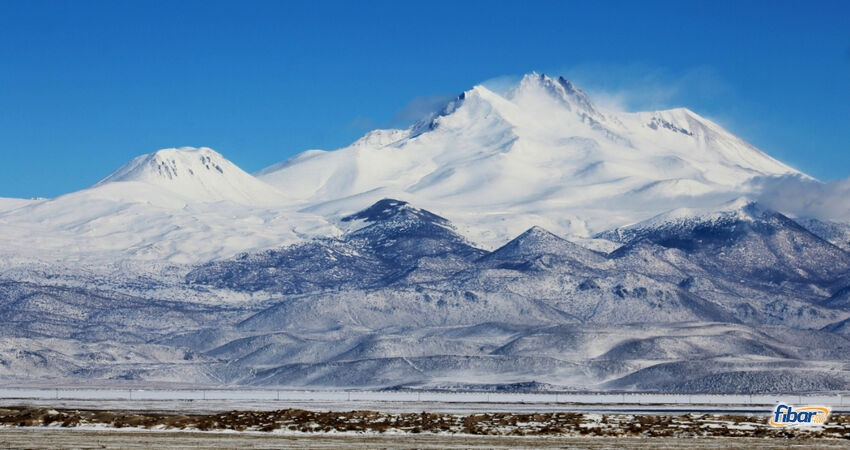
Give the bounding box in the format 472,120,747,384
0,72,817,264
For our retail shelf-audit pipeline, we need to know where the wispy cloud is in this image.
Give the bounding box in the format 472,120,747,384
390,94,456,127
363,64,734,133
748,175,850,222
346,93,456,135
346,116,377,133
480,75,523,95
555,63,730,112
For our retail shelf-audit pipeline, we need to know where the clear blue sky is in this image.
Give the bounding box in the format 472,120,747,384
1,0,848,198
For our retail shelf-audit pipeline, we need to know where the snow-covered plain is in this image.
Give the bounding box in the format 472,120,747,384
1,73,849,393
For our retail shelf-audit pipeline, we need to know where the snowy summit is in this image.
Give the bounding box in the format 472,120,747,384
258,72,800,246
97,147,287,205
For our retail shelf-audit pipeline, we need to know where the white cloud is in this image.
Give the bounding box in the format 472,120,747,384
748,174,850,222
480,74,523,95
555,63,730,113
390,94,457,126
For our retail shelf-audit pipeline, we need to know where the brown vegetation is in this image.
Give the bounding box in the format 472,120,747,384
0,407,848,439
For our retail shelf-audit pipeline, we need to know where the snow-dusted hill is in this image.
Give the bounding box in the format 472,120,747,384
3,199,850,392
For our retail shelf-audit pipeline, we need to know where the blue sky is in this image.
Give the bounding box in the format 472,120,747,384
1,0,848,198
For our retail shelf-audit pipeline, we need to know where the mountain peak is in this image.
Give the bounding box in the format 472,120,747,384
597,198,815,251
555,75,598,114
508,72,600,118
517,225,561,241
410,85,507,137
95,146,285,204
486,225,604,265
98,147,229,184
342,198,450,228
337,199,481,268
600,197,762,241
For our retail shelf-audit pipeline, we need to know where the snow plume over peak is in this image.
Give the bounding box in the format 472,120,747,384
507,72,601,119
410,86,512,137
350,129,410,149
97,147,286,205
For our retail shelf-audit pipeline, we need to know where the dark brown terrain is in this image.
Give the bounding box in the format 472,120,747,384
1,406,849,439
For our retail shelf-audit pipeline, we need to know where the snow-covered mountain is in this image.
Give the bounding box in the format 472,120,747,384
2,72,850,393
258,73,800,247
0,73,811,266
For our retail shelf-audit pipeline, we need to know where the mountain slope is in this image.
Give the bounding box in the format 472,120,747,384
186,199,486,293
602,199,850,287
